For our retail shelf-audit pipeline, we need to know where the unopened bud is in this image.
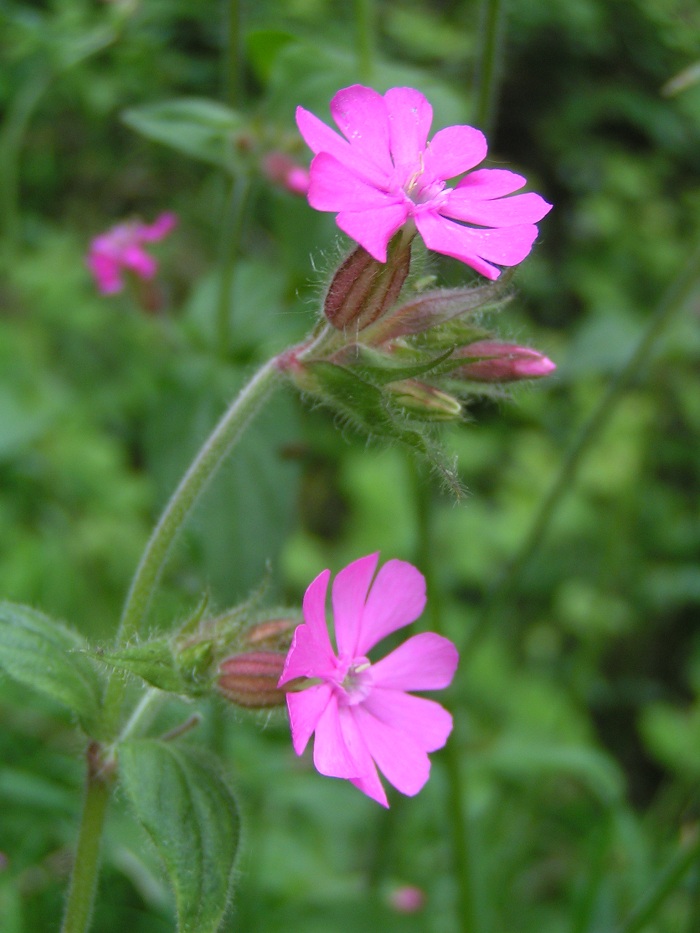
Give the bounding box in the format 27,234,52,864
388,380,462,420
262,152,310,196
454,341,556,383
324,235,411,331
218,652,288,709
242,618,296,649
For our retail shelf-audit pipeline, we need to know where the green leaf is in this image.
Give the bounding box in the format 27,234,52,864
348,344,455,386
120,739,241,933
0,602,102,731
122,98,245,170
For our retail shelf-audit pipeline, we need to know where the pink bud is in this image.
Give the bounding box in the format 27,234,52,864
455,341,556,383
262,152,310,196
218,651,288,708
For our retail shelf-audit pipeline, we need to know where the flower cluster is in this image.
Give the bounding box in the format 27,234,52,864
87,213,177,295
297,84,552,279
278,553,458,807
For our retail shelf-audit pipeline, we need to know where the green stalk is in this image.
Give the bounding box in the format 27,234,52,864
413,461,479,933
103,356,281,732
61,749,112,933
225,0,244,109
216,173,252,354
354,0,376,84
473,0,506,136
465,237,700,655
615,834,700,933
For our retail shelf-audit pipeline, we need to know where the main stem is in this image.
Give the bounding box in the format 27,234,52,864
61,750,111,933
104,356,281,731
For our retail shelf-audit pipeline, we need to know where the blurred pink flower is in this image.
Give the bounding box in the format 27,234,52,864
297,85,552,279
387,885,426,913
262,152,310,196
278,553,458,807
87,213,177,295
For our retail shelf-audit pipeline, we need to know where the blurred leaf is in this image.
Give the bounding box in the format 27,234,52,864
122,98,246,170
120,739,240,933
0,602,103,732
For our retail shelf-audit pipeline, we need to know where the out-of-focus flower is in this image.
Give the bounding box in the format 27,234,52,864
87,212,177,295
296,84,551,279
278,553,458,807
262,152,310,196
454,340,556,382
387,885,426,913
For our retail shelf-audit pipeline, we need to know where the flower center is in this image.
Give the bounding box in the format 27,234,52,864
334,655,373,706
397,163,448,212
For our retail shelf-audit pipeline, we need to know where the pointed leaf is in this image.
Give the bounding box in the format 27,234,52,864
347,344,455,386
122,98,246,170
120,740,241,933
92,639,211,697
0,602,102,731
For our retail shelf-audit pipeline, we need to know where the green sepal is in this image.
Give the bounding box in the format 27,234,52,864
91,638,213,697
343,344,456,386
120,739,241,933
0,602,103,732
307,362,464,496
122,98,246,171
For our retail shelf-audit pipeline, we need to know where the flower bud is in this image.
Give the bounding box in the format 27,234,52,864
387,380,462,420
262,152,310,196
242,617,296,649
454,341,556,383
323,235,411,331
218,651,288,708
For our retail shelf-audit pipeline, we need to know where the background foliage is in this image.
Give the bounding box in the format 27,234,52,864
1,0,700,930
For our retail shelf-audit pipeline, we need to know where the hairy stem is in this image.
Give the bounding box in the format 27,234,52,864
103,356,282,734
61,748,112,933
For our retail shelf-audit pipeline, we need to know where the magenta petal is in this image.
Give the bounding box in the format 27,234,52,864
455,168,527,198
122,245,156,279
140,212,177,241
371,632,458,691
332,553,379,657
296,106,388,188
357,559,426,654
308,153,396,212
353,704,431,796
314,701,371,779
350,768,389,807
335,204,408,262
330,85,393,177
278,568,334,681
423,125,487,181
363,689,453,752
415,211,540,279
442,190,553,227
384,87,433,177
286,683,333,755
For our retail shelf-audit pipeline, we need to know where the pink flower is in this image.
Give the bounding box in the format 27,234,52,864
297,85,552,279
262,152,310,196
87,213,177,295
278,553,458,807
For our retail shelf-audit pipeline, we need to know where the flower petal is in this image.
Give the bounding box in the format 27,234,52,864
455,168,527,198
357,559,426,655
308,152,397,212
384,87,433,178
363,688,453,752
353,703,431,796
139,212,177,241
330,85,393,177
350,768,388,807
296,106,388,188
371,632,458,691
313,699,372,779
286,682,333,755
442,190,553,227
332,552,379,657
335,204,408,262
279,569,334,684
415,210,540,279
122,245,157,279
422,125,487,181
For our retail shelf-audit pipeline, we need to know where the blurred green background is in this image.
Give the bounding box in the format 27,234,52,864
1,0,700,930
